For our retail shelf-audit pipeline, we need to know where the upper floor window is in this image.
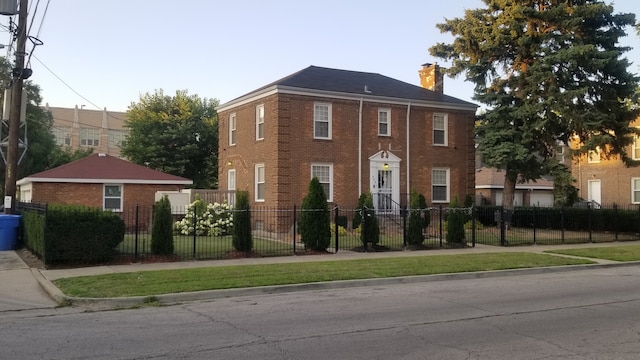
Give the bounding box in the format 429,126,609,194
256,105,264,140
633,134,640,161
80,127,100,147
432,168,450,203
52,126,71,146
104,184,122,211
255,164,265,202
433,113,448,146
108,129,127,149
588,148,601,163
229,113,236,146
378,108,391,136
314,103,332,139
311,163,333,202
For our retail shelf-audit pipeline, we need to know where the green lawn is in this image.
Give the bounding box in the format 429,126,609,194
546,245,640,262
54,252,594,298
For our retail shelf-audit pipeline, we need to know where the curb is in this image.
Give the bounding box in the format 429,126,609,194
36,261,640,310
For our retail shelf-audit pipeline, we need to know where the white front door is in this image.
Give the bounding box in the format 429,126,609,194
369,150,401,213
588,179,601,206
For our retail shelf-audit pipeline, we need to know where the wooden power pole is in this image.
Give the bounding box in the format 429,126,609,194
4,0,28,213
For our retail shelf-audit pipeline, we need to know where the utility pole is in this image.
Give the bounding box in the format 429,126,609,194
4,0,27,214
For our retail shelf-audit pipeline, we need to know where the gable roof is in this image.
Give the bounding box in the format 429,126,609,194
218,65,477,112
17,153,193,185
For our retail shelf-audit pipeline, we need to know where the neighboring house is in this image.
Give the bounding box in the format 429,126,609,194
16,153,192,210
45,104,129,157
217,64,477,232
571,117,640,206
475,167,555,207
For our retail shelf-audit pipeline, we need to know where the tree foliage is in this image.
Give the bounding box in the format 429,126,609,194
232,191,253,253
299,177,331,251
446,196,466,246
151,195,174,255
122,89,219,188
406,191,426,246
430,1,640,208
359,192,380,247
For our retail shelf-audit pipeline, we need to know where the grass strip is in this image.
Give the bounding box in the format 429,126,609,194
54,252,594,298
546,245,640,262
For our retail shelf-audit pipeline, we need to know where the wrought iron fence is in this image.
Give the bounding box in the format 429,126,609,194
16,202,640,267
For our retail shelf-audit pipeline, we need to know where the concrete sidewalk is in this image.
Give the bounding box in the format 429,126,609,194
3,241,640,311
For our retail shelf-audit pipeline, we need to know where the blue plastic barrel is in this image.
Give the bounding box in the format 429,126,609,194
0,215,21,251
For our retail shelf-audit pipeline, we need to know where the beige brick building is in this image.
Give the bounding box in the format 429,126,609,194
571,118,640,207
46,104,128,157
217,64,477,220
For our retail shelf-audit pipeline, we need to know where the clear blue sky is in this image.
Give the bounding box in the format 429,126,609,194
3,0,639,112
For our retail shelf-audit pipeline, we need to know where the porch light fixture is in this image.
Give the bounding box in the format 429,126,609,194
383,163,389,170
226,160,233,166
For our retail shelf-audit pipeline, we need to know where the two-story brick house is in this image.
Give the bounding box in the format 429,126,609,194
571,118,640,206
217,64,477,222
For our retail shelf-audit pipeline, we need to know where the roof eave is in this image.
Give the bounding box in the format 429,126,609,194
17,178,193,186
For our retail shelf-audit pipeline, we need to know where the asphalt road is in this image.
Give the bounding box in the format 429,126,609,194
2,265,640,359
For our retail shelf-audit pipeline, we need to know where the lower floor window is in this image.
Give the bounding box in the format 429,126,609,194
633,178,640,204
311,163,333,201
432,168,450,203
104,184,122,211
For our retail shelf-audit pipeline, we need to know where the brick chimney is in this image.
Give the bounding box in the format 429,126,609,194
418,63,444,93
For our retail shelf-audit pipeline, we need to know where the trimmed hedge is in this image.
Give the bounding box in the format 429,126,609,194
45,204,125,263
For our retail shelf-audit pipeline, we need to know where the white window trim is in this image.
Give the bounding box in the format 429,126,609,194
313,102,332,140
255,163,265,202
633,133,640,161
228,169,236,207
632,177,640,204
378,108,391,136
431,167,450,203
229,113,236,146
311,163,333,202
103,184,123,212
433,113,448,146
80,127,100,147
256,105,264,141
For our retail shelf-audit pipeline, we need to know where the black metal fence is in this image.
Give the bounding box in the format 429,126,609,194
16,202,640,267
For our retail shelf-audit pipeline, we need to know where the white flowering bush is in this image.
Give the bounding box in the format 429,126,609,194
175,198,234,236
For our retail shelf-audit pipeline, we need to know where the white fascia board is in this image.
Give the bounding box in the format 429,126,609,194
475,184,554,190
17,178,193,185
217,86,478,113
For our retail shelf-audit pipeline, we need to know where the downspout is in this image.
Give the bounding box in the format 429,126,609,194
406,102,411,200
358,98,363,195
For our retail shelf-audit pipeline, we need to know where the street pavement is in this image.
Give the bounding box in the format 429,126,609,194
1,240,639,312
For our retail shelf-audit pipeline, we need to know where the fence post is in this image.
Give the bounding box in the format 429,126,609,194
401,205,407,250
334,206,339,254
192,204,197,259
532,206,537,245
134,204,139,263
439,204,443,248
588,202,593,243
471,204,476,248
293,205,297,255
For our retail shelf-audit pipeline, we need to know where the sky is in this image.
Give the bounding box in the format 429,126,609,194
1,0,639,112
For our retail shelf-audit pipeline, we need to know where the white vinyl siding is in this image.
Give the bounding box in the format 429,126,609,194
433,113,448,146
311,163,333,202
314,103,332,139
378,108,390,136
432,168,450,203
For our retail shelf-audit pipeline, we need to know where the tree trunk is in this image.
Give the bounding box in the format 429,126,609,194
502,169,518,230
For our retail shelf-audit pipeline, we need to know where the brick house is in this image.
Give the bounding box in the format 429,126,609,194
217,64,477,224
16,153,192,210
571,117,640,206
475,167,555,207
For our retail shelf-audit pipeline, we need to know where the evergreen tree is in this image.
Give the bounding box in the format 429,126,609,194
299,177,331,251
430,1,640,211
232,191,253,253
352,193,367,230
360,192,380,247
446,196,466,246
151,195,174,255
406,191,424,246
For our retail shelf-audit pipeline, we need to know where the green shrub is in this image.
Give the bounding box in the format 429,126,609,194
232,191,253,253
360,192,380,246
151,195,174,255
45,204,125,263
22,210,45,255
299,177,331,251
446,196,466,246
407,191,425,246
352,193,367,229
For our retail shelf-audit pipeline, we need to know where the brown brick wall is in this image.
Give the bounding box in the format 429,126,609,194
218,93,476,210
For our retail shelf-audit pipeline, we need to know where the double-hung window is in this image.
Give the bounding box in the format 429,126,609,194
255,164,265,202
378,109,390,136
314,103,332,139
432,168,450,203
229,113,236,146
633,134,640,160
311,163,333,202
433,113,448,146
228,169,236,207
256,105,264,140
633,178,640,204
104,184,122,211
